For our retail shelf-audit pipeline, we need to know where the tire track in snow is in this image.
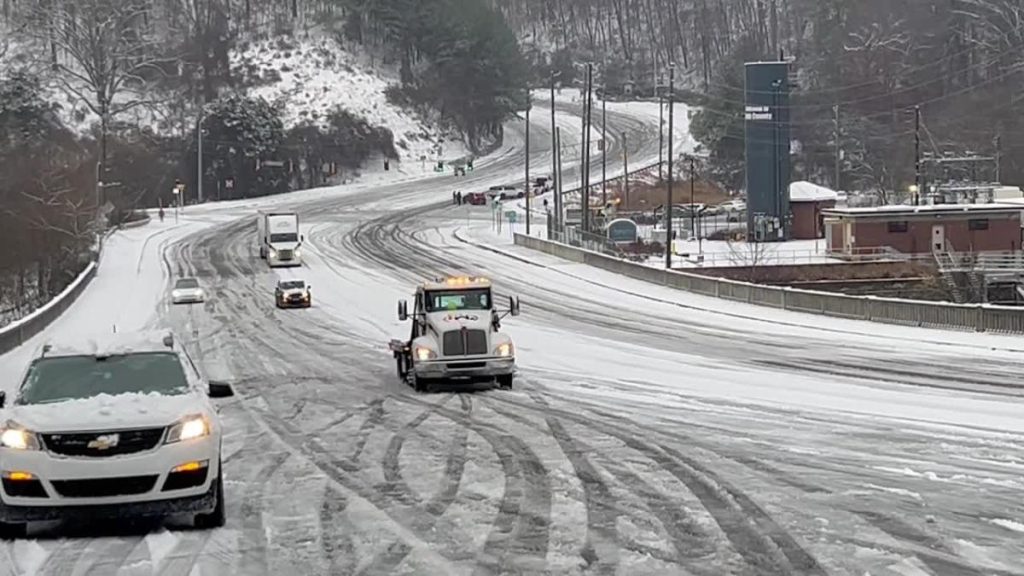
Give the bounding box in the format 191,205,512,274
318,488,356,576
483,390,826,576
358,395,470,574
236,451,292,576
854,511,994,576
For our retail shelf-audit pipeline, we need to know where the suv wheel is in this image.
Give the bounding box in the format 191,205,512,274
194,465,226,530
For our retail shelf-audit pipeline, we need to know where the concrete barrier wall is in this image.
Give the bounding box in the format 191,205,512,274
0,261,98,355
514,233,1024,334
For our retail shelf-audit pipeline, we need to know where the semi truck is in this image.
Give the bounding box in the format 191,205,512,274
257,211,303,267
389,277,520,392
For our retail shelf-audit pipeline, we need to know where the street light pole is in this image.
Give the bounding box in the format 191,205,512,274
197,112,204,204
525,94,531,236
601,90,607,206
665,63,675,270
551,71,559,229
914,105,921,206
658,94,664,180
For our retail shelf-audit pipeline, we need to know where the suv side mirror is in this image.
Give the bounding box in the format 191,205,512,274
208,381,235,398
509,296,521,317
398,300,409,321
0,391,6,408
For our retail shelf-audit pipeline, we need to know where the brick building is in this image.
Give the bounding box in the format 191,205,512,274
823,204,1023,257
790,181,838,240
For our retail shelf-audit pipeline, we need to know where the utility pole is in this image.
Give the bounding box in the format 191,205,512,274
658,94,664,180
690,157,702,257
995,133,1002,183
622,132,629,210
689,156,696,238
665,63,675,270
197,113,204,204
914,105,921,206
525,94,531,236
582,63,594,232
555,127,563,231
601,89,607,206
833,104,840,192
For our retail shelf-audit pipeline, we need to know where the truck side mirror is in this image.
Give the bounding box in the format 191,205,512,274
398,300,408,321
509,296,520,317
300,234,305,243
0,391,6,408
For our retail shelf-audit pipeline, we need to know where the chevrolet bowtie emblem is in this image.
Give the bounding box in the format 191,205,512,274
87,433,120,450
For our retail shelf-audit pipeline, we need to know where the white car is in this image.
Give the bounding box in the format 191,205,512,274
171,278,205,305
0,331,234,538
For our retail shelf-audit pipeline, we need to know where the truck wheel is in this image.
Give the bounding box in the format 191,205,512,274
408,371,429,393
396,354,408,380
259,247,266,260
0,520,27,540
496,375,513,390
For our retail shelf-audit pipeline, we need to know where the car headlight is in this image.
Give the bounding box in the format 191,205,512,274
165,415,211,444
415,346,437,361
0,423,40,451
495,342,514,357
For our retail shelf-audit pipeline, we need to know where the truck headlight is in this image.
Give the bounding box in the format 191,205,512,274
294,249,302,258
415,347,437,361
166,415,211,443
0,423,40,451
269,248,278,258
494,342,514,357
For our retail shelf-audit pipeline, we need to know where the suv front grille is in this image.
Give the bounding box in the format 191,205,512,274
42,427,165,457
442,329,488,356
52,475,158,498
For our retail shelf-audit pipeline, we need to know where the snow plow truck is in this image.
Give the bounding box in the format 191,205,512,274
389,277,520,392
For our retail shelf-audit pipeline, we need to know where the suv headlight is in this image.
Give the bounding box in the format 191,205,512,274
415,346,437,361
495,342,514,357
166,415,211,444
0,423,40,451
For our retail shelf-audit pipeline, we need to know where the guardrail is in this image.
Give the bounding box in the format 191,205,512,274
0,261,98,355
514,233,1024,334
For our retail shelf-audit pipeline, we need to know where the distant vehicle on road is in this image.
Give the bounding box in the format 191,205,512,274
257,211,304,268
275,279,312,309
489,185,524,200
718,200,747,213
171,278,205,305
0,331,235,538
464,192,487,206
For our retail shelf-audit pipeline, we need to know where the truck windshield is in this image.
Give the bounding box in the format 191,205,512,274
270,233,298,243
425,289,491,312
18,353,190,405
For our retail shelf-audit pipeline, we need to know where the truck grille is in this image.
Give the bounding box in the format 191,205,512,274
442,329,488,356
52,475,158,498
42,428,165,458
278,249,294,260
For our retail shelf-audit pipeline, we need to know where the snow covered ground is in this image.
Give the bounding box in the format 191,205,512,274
238,35,471,168
3,97,1024,576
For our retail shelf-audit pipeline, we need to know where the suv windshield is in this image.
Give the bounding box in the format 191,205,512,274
175,278,199,289
270,233,298,243
425,289,491,312
279,280,305,290
18,353,190,405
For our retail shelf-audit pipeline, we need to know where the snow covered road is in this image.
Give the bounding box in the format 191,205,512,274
3,100,1024,575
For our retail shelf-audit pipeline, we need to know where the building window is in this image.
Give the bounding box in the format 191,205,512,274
887,221,909,233
969,218,989,231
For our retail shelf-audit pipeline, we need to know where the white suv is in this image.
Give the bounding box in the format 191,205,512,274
0,331,234,538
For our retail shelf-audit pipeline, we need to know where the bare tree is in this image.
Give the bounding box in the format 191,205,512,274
25,0,170,195
726,238,771,282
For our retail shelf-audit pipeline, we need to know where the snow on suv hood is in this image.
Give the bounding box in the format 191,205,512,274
426,311,492,332
5,391,208,433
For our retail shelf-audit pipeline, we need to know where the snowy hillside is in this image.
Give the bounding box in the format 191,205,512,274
235,36,470,166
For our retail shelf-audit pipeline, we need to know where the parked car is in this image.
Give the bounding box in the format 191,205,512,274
718,200,747,213
464,192,487,206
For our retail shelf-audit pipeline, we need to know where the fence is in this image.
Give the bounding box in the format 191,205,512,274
514,233,1024,334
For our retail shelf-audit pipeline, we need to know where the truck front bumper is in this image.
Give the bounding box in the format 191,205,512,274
413,357,515,380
